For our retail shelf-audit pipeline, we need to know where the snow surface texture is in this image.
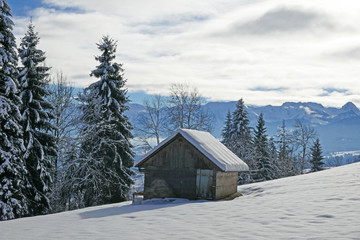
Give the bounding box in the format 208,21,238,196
1,163,359,239
136,128,249,172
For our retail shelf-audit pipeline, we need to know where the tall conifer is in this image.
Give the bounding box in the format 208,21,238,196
221,110,232,148
230,99,254,169
0,0,28,220
254,113,273,180
18,22,56,215
77,36,134,206
310,138,324,172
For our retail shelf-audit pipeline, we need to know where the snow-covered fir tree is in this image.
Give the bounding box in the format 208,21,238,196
230,99,255,170
18,22,56,215
221,110,232,148
77,36,134,207
254,113,274,181
310,138,324,172
0,0,29,220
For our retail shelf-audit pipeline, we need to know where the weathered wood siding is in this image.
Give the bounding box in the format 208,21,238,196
143,134,219,199
144,167,197,199
141,134,219,170
215,171,238,200
141,134,238,200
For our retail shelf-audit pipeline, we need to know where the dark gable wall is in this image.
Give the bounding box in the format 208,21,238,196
141,134,220,170
142,134,220,199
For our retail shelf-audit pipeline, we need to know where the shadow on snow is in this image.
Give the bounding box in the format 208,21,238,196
78,198,207,219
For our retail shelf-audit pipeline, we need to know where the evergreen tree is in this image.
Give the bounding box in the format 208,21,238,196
18,22,56,215
77,36,134,207
0,0,29,220
230,99,255,175
254,113,273,181
310,138,324,172
221,110,232,148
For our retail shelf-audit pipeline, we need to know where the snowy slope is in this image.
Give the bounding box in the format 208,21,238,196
1,163,359,239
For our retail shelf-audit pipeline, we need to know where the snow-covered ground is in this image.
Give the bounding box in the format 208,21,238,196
1,163,359,239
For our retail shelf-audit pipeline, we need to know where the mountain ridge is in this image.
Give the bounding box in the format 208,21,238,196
127,101,360,154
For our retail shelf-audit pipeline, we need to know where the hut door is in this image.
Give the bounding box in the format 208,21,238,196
196,169,214,199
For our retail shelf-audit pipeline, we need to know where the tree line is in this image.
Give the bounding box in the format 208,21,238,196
1,1,133,220
134,92,325,183
222,99,324,183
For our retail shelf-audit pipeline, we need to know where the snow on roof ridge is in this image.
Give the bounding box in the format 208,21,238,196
135,128,249,172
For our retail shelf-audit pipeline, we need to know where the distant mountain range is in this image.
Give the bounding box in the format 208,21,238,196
127,101,360,154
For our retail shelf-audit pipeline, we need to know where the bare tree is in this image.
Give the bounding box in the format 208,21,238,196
292,119,317,173
277,121,293,176
167,83,213,132
328,156,344,167
47,72,79,212
135,95,167,148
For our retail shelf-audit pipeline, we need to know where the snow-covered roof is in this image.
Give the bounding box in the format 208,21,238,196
135,129,249,172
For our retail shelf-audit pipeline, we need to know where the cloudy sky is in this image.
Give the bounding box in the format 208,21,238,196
10,0,360,107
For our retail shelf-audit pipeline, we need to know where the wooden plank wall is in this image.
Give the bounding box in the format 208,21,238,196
142,134,238,200
142,135,219,170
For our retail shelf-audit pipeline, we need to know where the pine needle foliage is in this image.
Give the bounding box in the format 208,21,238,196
18,22,56,215
77,36,134,206
0,0,28,220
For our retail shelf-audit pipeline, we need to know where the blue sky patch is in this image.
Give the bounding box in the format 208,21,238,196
323,88,348,94
250,87,288,92
149,14,209,27
11,0,43,16
320,88,349,96
10,0,85,17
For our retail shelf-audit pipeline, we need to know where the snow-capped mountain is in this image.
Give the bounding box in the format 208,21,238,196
206,101,360,153
204,101,360,130
128,101,360,154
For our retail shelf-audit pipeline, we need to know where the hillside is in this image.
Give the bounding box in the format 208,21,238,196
1,163,359,239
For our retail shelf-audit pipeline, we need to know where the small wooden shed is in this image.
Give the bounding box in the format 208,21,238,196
135,129,249,200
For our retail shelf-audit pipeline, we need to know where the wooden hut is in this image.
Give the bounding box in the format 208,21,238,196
135,129,249,200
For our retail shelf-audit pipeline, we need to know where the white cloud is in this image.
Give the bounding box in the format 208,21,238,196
12,0,360,107
223,7,334,35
